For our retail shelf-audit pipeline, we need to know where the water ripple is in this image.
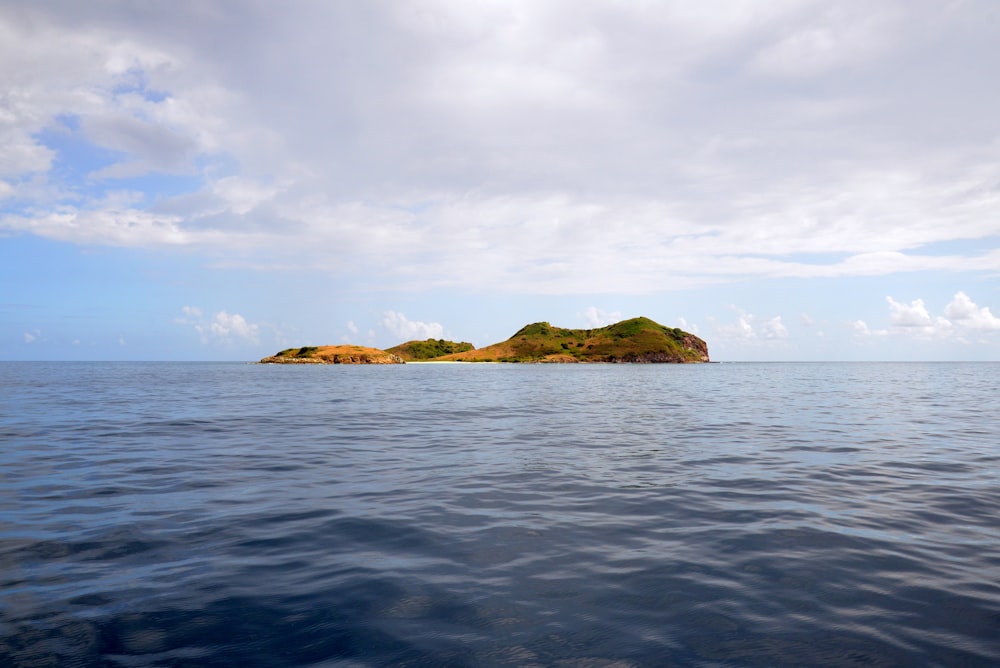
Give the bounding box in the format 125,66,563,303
1,361,998,666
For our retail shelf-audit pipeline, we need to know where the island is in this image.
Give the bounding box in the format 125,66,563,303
260,345,405,365
260,317,709,364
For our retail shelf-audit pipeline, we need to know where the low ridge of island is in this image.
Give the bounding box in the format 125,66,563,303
260,317,709,364
260,345,405,365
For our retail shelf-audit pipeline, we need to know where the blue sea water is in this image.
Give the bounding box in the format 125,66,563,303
1,361,998,667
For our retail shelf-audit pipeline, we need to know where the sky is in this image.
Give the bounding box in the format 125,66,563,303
2,0,999,361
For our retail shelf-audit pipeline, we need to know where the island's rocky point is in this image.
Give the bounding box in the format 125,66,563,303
260,317,709,364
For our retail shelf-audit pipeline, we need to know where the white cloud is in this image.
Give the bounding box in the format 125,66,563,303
886,296,934,328
851,319,887,337
205,311,259,343
342,320,360,343
381,311,444,341
886,296,953,338
677,316,698,335
210,176,282,216
944,291,1000,331
23,330,38,343
760,316,789,340
723,315,756,340
714,308,790,343
580,307,622,327
882,291,1000,340
853,292,1000,343
177,306,260,344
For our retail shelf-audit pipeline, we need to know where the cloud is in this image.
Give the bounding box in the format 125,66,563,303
748,5,896,78
876,292,1000,340
851,319,887,337
713,308,790,343
381,311,444,341
342,320,360,343
760,316,789,340
82,114,198,178
0,3,998,295
677,316,698,335
580,307,622,327
177,306,260,344
23,329,39,343
886,296,953,338
204,311,259,343
944,291,1000,331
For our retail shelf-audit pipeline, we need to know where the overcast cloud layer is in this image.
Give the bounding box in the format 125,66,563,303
2,1,999,359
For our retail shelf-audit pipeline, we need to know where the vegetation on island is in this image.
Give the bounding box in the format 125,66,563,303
386,339,475,361
438,317,708,363
259,317,708,364
260,345,404,365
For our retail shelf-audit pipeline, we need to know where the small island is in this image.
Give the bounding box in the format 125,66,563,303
260,317,709,364
260,345,405,365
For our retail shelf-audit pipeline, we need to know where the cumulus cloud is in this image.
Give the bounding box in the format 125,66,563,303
886,296,953,338
381,311,444,341
206,311,259,342
177,306,260,344
874,292,1000,340
944,291,1000,331
714,308,789,342
580,307,622,327
23,329,39,343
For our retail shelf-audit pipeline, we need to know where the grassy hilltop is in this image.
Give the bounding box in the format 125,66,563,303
441,317,708,363
260,317,709,364
386,338,474,361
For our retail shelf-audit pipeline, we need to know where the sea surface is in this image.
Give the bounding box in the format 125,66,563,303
1,361,998,667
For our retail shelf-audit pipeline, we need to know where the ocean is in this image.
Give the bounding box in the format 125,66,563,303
1,361,998,667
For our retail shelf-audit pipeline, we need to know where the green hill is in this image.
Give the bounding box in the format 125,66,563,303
386,338,475,361
441,317,709,363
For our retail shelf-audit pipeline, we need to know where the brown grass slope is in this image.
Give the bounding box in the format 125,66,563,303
440,317,709,363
